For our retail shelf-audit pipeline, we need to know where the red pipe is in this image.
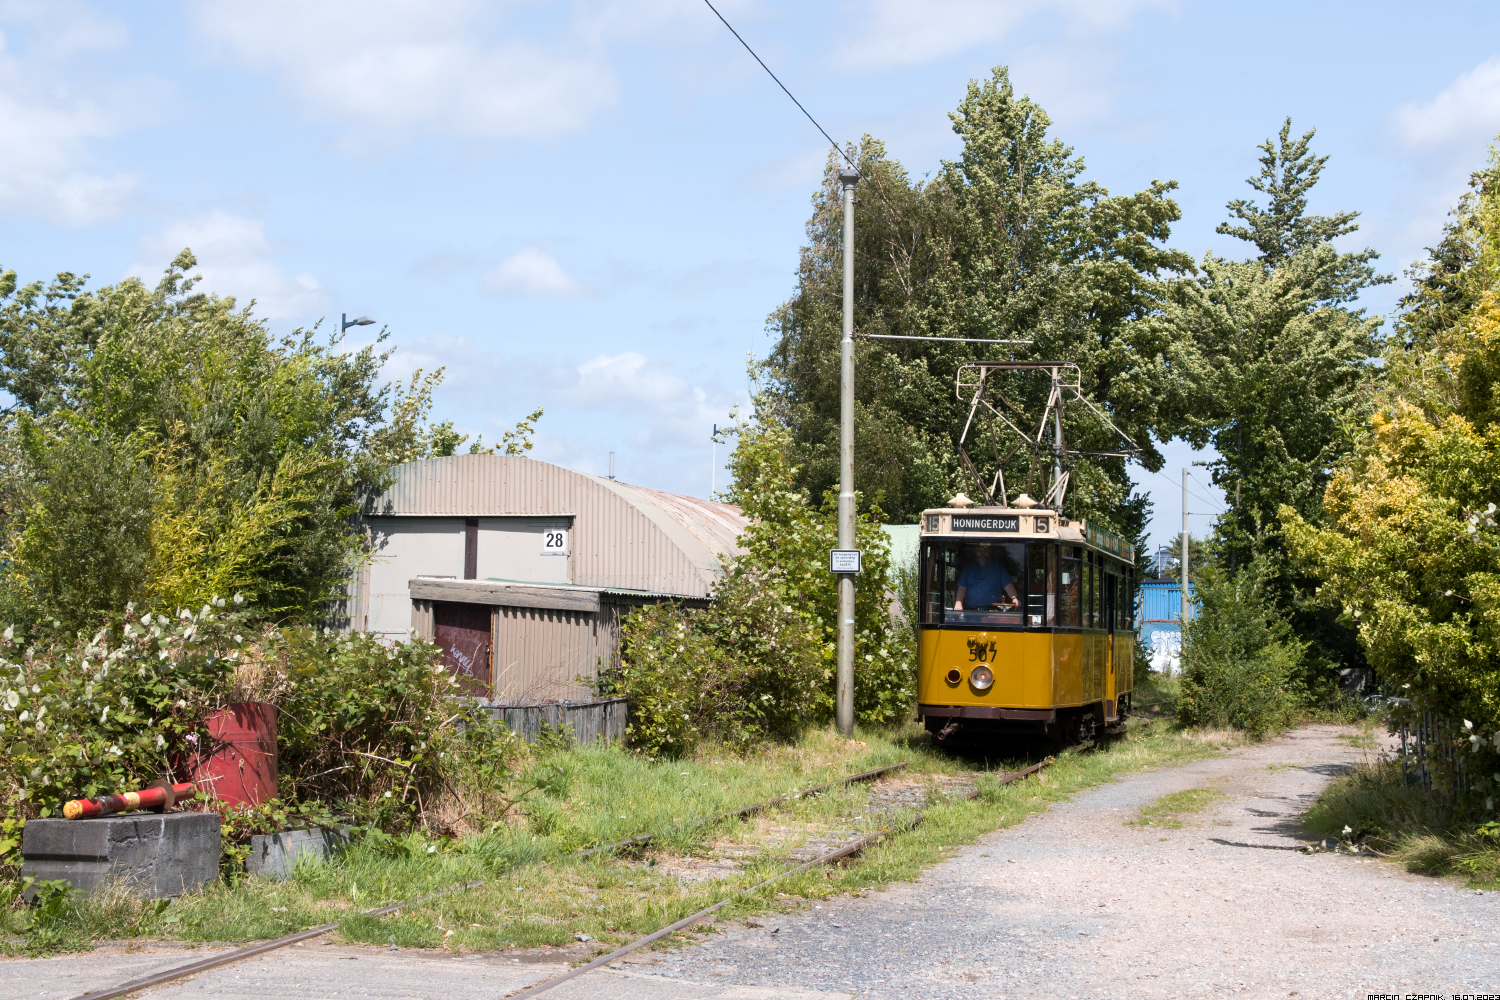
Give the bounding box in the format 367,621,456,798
63,782,197,820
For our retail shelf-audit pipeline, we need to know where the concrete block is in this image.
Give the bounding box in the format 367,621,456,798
246,826,350,880
20,811,221,899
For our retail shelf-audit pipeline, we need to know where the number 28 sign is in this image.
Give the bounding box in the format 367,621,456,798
541,528,569,556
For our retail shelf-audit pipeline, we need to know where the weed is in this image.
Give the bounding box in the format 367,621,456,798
4,719,1233,954
1305,756,1500,888
1128,788,1227,829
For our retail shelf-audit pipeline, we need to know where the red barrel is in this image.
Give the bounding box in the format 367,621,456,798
190,702,278,807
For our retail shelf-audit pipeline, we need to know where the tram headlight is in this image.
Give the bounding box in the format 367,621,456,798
945,668,962,685
969,665,994,690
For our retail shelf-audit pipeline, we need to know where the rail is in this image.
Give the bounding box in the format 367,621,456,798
65,761,908,1000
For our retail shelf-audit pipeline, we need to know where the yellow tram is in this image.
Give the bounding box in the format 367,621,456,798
916,498,1135,746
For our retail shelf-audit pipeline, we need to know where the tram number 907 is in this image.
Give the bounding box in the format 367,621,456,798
966,638,997,663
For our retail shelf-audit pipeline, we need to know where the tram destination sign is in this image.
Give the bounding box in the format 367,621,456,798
952,514,1020,533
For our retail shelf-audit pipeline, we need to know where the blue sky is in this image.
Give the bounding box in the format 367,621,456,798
3,1,1498,550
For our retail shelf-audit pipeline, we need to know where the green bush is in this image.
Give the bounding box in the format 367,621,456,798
611,572,826,758
1176,559,1304,738
278,628,525,831
0,600,526,881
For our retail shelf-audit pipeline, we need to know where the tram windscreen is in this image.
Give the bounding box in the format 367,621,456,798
921,540,1027,627
921,539,1126,629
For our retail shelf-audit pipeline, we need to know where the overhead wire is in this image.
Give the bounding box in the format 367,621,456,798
1143,464,1228,515
701,0,855,172
700,0,911,237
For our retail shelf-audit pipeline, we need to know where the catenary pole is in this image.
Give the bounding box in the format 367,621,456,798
1181,468,1190,626
836,162,859,738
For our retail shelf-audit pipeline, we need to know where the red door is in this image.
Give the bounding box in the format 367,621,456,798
434,602,492,696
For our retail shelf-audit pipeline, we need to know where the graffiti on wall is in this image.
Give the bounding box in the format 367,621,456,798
1147,627,1182,675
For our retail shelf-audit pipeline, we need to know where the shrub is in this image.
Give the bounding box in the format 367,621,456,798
714,390,916,730
611,572,826,758
275,628,525,830
0,601,526,881
1,599,256,875
1176,559,1304,738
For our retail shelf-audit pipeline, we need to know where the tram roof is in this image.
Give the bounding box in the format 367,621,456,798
917,505,1134,565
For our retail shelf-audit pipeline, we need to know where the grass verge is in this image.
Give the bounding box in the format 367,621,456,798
1,719,1239,957
1304,756,1500,889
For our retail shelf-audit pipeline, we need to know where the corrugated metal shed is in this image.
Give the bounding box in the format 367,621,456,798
882,524,920,573
351,455,747,714
362,455,744,599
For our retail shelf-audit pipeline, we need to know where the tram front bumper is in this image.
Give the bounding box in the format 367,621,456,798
918,704,1056,721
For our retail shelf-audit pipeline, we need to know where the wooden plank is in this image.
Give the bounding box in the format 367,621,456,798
408,578,600,613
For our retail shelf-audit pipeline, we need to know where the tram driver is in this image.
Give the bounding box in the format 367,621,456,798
953,542,1020,611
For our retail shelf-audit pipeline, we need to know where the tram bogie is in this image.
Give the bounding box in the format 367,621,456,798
916,502,1135,747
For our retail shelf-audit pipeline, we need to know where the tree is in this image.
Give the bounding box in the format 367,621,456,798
719,381,913,725
0,250,540,631
1173,120,1388,559
767,66,1192,542
1285,152,1500,759
1167,120,1387,681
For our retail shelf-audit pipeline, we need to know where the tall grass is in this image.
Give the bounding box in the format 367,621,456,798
1304,756,1500,887
2,720,1237,956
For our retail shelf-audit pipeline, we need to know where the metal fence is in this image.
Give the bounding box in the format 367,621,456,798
1394,703,1472,796
479,698,628,746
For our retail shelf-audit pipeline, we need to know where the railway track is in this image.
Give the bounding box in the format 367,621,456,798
503,755,1061,1000
67,759,917,1000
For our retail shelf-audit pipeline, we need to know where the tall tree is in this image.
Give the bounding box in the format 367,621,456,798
1171,120,1388,563
1285,154,1500,752
1169,119,1388,680
767,67,1192,540
0,251,538,632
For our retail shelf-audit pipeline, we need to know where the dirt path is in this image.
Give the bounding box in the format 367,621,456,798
5,724,1496,999
626,724,1499,998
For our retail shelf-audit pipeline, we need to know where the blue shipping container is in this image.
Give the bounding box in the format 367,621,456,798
1138,579,1195,675
1138,579,1193,623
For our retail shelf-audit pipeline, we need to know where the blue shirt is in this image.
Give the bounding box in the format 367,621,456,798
956,560,1013,608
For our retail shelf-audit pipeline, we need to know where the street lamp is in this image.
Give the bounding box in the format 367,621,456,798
342,313,375,334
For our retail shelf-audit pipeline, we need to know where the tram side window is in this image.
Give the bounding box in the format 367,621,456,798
1098,561,1108,629
1057,547,1081,627
1026,542,1052,627
1121,568,1133,629
920,542,954,625
1083,557,1095,630
1104,568,1118,631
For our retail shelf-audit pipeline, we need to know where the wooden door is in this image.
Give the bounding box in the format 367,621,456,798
434,601,492,696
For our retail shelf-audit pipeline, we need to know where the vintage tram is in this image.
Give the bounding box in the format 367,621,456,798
916,497,1134,746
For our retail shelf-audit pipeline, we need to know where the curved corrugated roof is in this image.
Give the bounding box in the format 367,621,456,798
362,454,746,598
605,482,746,562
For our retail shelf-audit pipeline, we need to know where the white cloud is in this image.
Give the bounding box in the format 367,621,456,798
1393,56,1500,150
191,0,618,144
484,248,590,298
367,334,743,494
836,0,1169,71
572,352,736,450
128,211,330,321
0,3,155,223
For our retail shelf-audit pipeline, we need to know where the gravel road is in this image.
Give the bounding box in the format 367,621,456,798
625,724,1499,999
5,723,1496,1000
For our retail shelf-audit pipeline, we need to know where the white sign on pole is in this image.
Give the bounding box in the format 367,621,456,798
829,549,862,574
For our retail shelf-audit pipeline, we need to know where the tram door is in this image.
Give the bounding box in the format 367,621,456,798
1104,567,1118,719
